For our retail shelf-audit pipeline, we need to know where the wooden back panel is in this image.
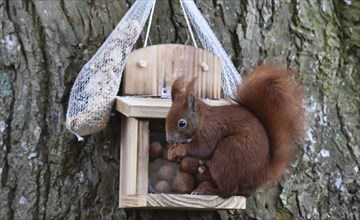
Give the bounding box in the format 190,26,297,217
122,44,222,99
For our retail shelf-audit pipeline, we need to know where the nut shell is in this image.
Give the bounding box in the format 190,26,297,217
149,141,163,159
154,180,171,193
173,172,195,194
158,163,177,182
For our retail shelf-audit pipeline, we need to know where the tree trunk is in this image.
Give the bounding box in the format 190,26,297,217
0,0,359,219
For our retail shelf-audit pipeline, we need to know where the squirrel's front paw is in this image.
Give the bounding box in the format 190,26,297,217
167,144,187,161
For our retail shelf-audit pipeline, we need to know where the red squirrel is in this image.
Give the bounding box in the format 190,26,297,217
165,63,306,197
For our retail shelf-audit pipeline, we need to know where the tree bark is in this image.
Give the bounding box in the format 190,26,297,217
0,0,359,219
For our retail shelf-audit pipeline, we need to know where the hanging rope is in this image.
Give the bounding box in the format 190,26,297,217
144,0,156,47
181,0,241,98
144,0,198,48
180,0,197,47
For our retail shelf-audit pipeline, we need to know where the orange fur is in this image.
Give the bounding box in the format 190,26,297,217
166,64,306,197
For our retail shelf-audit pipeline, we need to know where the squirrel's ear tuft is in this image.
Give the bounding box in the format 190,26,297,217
171,77,185,102
185,77,197,113
185,77,197,96
171,77,197,103
188,93,197,113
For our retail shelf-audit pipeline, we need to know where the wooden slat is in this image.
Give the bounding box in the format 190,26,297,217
116,97,171,118
120,194,246,209
122,44,222,99
116,96,232,118
136,120,150,194
119,117,139,207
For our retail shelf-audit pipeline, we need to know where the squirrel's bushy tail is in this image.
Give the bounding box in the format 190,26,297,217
235,64,306,183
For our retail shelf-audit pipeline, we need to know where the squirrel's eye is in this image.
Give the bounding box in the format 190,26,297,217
177,119,187,129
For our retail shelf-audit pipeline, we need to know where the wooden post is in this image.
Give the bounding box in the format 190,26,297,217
119,117,139,207
136,120,150,195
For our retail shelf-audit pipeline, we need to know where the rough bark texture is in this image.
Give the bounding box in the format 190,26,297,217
0,0,359,219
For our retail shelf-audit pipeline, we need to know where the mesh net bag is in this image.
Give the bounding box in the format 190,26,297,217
66,0,155,138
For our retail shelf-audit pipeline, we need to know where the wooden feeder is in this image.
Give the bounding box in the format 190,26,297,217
117,44,246,209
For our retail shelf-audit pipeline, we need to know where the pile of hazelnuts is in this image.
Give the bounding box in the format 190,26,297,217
148,141,207,194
